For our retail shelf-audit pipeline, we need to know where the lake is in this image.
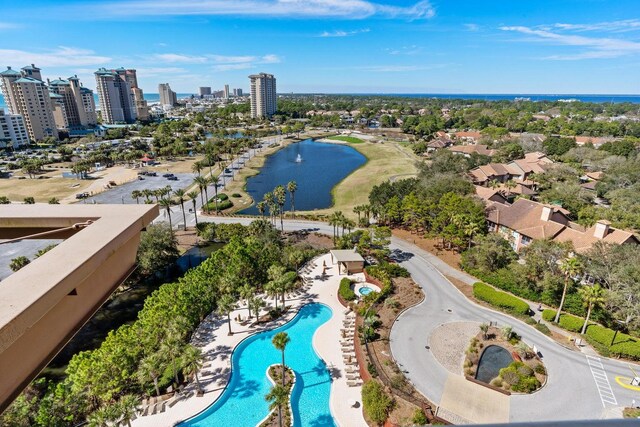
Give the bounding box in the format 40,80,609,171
241,139,366,214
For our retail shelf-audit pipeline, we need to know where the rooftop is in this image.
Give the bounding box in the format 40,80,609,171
330,249,365,263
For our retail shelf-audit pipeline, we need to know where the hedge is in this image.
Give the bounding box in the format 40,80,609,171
339,278,356,301
543,310,640,360
469,268,541,301
362,380,392,425
473,282,530,315
205,199,233,211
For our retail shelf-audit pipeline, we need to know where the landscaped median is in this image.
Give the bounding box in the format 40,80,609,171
542,310,640,360
472,282,530,316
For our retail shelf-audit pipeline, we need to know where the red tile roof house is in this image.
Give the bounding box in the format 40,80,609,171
455,131,483,143
485,198,638,253
448,144,496,158
469,152,552,186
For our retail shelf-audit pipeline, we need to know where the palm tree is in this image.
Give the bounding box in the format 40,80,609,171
257,201,266,217
287,181,297,217
181,345,204,394
504,179,517,200
116,395,139,427
239,284,255,318
86,406,113,427
272,332,290,386
249,295,266,322
328,212,340,242
464,221,482,250
555,257,583,323
263,192,275,225
173,189,187,228
217,293,237,335
192,161,203,176
158,199,174,229
161,323,184,386
579,284,605,334
265,280,280,310
194,176,208,211
142,189,152,203
209,175,220,214
187,191,199,226
131,190,142,204
265,385,288,427
353,205,362,222
137,354,163,397
479,323,489,340
274,185,286,230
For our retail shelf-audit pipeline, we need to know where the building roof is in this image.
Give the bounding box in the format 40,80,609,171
49,79,69,85
455,131,482,140
13,77,42,84
586,171,604,181
486,199,569,240
20,64,40,71
449,144,496,157
330,249,365,263
554,222,639,253
474,186,509,204
0,67,21,76
48,92,63,99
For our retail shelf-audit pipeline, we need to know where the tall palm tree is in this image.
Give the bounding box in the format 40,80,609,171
328,212,340,242
209,175,220,214
287,181,297,217
579,284,605,334
187,191,199,226
181,345,204,394
131,190,141,204
217,293,237,335
194,176,208,210
272,332,291,386
504,179,517,200
142,189,152,203
173,189,187,228
137,354,163,397
274,185,286,230
192,161,203,176
554,257,583,323
249,295,266,322
239,283,255,317
464,221,482,250
263,192,275,225
158,198,174,229
265,385,288,427
116,395,139,427
257,201,266,218
353,205,362,222
161,322,185,386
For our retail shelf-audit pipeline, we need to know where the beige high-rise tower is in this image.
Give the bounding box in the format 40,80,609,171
94,68,138,124
48,75,97,127
249,73,277,118
0,64,58,141
158,83,177,107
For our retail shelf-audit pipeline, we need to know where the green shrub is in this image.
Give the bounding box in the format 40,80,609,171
231,193,242,198
412,409,428,426
499,367,520,385
473,282,530,315
534,364,546,375
205,199,233,211
544,310,640,360
513,376,541,393
470,268,541,301
378,262,409,278
339,278,356,301
216,193,229,201
362,380,392,425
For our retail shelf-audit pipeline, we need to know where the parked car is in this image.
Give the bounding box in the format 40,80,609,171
75,192,89,199
147,172,157,176
162,173,174,178
167,176,178,181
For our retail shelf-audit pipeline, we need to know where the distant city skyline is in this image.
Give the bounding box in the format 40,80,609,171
1,0,639,94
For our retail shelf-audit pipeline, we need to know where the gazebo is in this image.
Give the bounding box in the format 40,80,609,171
139,154,155,167
329,249,365,275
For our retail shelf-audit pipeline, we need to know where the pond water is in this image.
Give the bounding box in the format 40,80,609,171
241,139,366,214
475,345,514,384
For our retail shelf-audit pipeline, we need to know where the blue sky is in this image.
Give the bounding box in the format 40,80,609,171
1,0,639,94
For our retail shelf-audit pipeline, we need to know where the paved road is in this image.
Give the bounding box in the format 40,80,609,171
193,217,639,423
0,239,62,281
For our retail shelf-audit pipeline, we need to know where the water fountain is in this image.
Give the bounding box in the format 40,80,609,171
295,153,303,163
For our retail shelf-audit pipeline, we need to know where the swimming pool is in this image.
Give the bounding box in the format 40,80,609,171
358,286,374,296
179,303,336,427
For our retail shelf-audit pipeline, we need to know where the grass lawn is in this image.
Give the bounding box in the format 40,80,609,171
327,135,365,144
297,140,419,219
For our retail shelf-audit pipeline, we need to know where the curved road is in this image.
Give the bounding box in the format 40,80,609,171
183,216,639,422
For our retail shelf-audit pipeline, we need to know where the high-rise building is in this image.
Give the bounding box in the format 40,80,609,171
0,110,29,148
249,73,277,118
199,86,211,97
233,88,243,97
94,68,138,124
158,83,177,107
0,65,58,141
224,84,230,100
48,92,68,130
47,75,97,128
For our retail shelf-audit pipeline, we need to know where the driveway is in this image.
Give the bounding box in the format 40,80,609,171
197,217,638,423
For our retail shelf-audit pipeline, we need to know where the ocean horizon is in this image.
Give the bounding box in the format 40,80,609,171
2,92,640,111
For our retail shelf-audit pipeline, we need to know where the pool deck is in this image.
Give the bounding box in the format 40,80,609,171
131,253,368,427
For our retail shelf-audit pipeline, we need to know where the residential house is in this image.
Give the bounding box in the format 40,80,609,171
455,131,482,143
448,144,496,158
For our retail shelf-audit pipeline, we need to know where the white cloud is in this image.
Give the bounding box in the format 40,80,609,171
151,53,208,63
386,45,422,55
358,64,444,72
93,0,435,20
551,19,640,33
0,22,20,30
211,63,255,72
464,23,479,32
134,67,187,75
500,25,640,60
0,46,111,67
319,28,370,37
210,54,281,71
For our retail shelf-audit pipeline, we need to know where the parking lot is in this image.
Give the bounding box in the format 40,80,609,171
81,172,195,205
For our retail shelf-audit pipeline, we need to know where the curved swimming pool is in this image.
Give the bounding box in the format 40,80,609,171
179,303,336,427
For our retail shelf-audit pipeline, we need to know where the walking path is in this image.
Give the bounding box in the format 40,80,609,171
131,253,367,427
